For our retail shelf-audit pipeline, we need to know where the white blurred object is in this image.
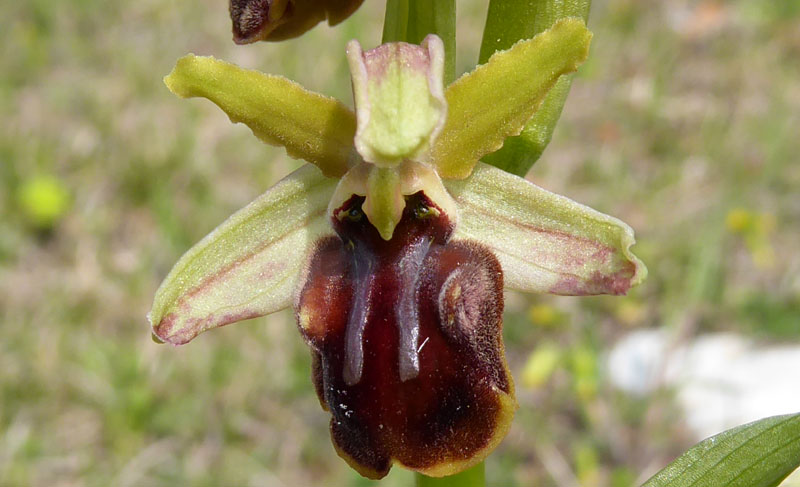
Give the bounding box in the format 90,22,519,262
608,330,800,485
607,330,800,439
606,329,669,396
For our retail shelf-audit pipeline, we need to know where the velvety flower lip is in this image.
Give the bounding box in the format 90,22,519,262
297,192,514,478
230,0,364,44
150,18,646,478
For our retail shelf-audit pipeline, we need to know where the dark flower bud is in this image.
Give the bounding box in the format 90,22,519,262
230,0,364,44
295,192,516,479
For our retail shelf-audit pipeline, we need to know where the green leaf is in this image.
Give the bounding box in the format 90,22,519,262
445,162,645,295
382,0,410,44
432,18,592,179
406,0,456,84
149,164,337,345
383,0,456,84
164,54,356,178
642,413,800,487
479,0,591,177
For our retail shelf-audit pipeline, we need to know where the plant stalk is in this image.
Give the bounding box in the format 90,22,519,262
382,0,456,83
415,462,486,487
384,2,481,485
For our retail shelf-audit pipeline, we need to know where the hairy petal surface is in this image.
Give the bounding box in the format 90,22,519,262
446,162,646,296
297,194,514,479
165,54,356,177
432,18,592,179
149,164,337,345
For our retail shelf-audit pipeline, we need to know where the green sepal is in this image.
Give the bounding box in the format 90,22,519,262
432,18,592,179
149,164,337,345
445,162,645,295
164,54,356,178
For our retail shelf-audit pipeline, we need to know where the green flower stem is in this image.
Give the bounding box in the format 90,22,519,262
382,0,456,84
415,462,485,487
479,0,591,177
382,0,409,44
385,3,476,485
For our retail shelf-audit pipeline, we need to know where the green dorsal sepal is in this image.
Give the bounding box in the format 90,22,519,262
347,35,447,167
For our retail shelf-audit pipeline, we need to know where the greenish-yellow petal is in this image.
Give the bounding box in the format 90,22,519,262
164,54,356,178
446,162,646,296
149,164,337,345
432,18,592,179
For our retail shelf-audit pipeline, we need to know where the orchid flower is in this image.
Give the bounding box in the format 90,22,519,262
149,18,645,479
229,0,364,43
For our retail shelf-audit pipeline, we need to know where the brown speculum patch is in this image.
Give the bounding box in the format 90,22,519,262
296,192,515,479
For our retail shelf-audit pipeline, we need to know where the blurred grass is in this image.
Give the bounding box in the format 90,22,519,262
1,0,799,485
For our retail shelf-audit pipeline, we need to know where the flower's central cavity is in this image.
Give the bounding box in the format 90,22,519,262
295,191,515,478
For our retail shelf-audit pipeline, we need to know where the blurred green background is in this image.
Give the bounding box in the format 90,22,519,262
1,0,799,485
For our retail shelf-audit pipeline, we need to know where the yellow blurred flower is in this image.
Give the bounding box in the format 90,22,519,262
571,347,598,401
521,343,562,389
17,176,70,229
725,208,776,269
615,299,646,327
528,303,565,328
725,208,752,233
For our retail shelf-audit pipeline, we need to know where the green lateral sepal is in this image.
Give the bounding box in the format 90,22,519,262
446,162,645,295
149,164,337,345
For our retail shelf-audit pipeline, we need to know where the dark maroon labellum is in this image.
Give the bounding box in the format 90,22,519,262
296,192,515,478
